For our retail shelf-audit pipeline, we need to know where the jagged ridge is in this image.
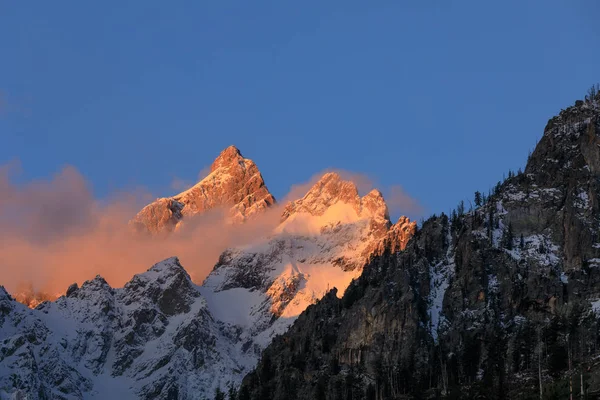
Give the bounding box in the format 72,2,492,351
131,146,276,234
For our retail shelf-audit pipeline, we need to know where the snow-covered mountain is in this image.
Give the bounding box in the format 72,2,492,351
0,149,415,399
200,172,415,353
0,258,254,399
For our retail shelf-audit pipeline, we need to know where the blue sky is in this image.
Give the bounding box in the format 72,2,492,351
1,1,599,219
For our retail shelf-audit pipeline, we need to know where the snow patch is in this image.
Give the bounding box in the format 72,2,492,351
428,229,455,341
560,272,569,284
592,299,600,316
574,190,590,209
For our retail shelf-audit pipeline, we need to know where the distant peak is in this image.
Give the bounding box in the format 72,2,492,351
81,275,111,290
123,257,199,316
303,172,359,205
147,256,186,275
362,189,390,221
129,257,193,288
71,274,114,301
281,172,393,223
363,188,384,199
318,171,342,182
211,145,245,172
131,145,275,233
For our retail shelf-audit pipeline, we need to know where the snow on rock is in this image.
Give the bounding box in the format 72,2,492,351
560,272,569,284
574,189,590,209
428,228,455,341
200,172,416,357
0,258,254,399
592,299,600,316
130,146,276,233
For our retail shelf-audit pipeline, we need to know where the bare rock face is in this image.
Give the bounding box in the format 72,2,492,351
280,172,390,224
381,215,417,254
131,146,276,233
130,198,184,235
281,172,362,220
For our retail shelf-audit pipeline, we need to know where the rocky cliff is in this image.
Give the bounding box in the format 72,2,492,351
239,93,600,399
130,146,276,234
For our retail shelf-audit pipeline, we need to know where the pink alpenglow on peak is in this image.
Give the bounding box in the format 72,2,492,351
131,146,276,234
280,172,389,223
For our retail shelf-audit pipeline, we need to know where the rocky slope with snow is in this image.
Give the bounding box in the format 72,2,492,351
200,172,415,358
130,146,276,234
1,258,254,399
240,93,600,399
1,161,415,399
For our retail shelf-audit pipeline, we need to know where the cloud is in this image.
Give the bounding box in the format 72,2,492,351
170,177,194,192
0,164,281,299
0,164,424,302
384,185,425,219
169,165,212,193
197,165,212,181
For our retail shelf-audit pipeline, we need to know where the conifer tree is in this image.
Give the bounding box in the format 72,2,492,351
474,191,482,207
227,385,237,400
457,200,465,216
214,387,225,400
502,222,514,250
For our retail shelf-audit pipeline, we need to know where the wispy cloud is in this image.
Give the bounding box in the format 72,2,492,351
169,165,212,194
384,185,425,219
0,163,282,298
170,177,194,192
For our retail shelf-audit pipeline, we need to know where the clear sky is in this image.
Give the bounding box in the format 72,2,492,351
1,1,598,219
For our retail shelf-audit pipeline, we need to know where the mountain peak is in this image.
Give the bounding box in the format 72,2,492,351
131,147,275,233
281,172,392,224
361,189,389,220
146,256,187,276
281,172,360,221
525,98,600,186
210,145,244,172
122,257,199,316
